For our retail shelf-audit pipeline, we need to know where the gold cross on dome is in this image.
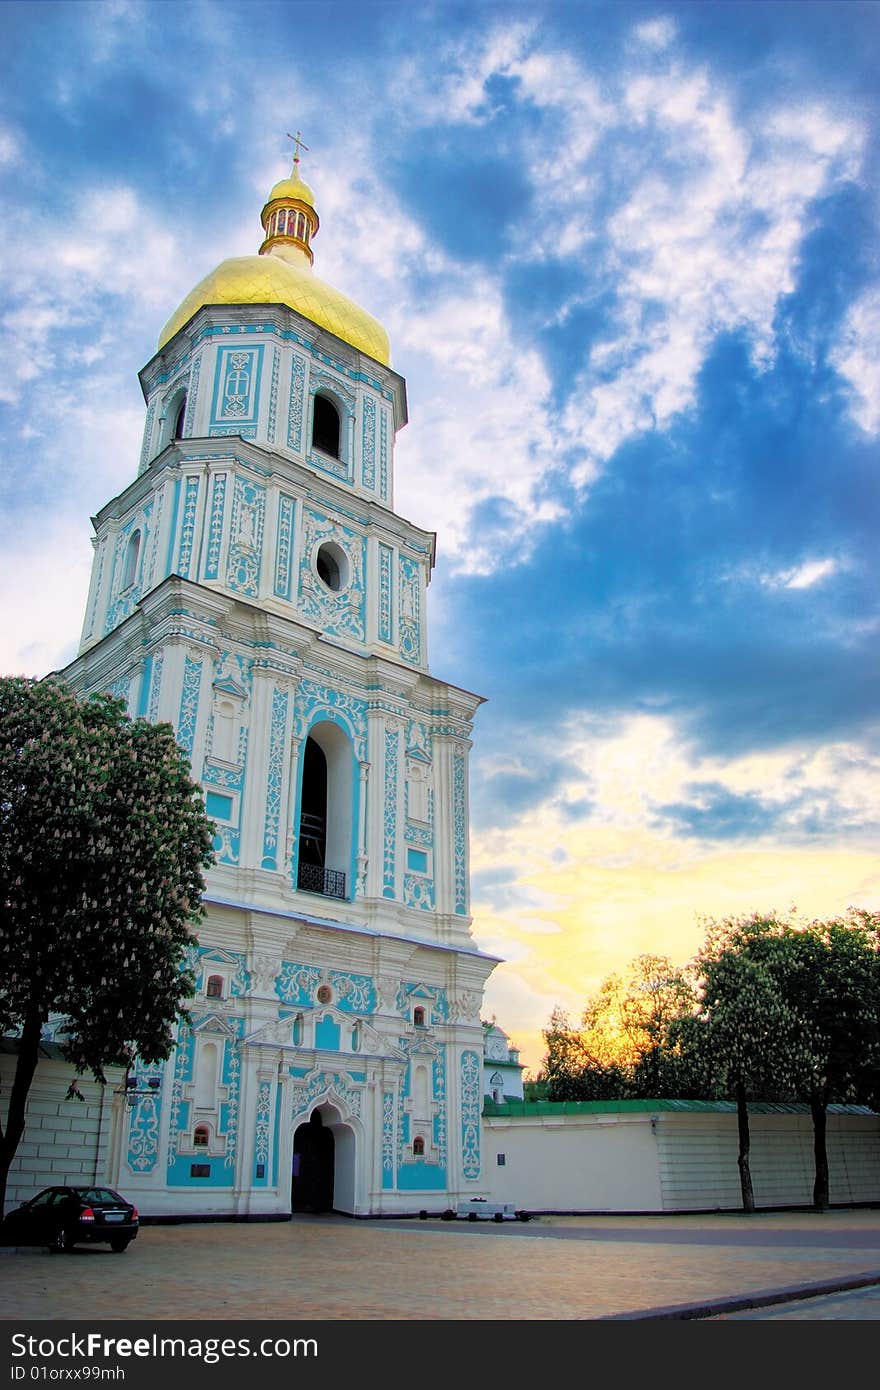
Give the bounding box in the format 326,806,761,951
286,130,309,168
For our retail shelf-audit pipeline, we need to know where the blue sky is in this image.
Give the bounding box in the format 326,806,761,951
2,0,878,1071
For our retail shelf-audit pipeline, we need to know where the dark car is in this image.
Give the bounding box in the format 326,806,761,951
1,1185,139,1253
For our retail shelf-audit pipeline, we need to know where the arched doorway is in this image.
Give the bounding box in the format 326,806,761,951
291,1110,335,1213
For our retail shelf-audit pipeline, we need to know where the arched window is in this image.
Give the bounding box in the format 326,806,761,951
173,394,188,440
292,1013,304,1046
296,721,354,901
206,975,223,999
413,1006,426,1028
122,529,141,590
193,1124,210,1148
312,394,340,458
350,1021,361,1053
412,1136,425,1157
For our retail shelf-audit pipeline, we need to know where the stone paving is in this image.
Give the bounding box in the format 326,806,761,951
2,1208,880,1320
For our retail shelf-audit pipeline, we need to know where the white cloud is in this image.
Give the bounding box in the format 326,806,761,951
633,17,677,51
829,286,880,435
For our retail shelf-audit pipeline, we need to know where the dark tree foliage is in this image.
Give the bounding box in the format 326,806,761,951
711,910,880,1210
0,676,215,1213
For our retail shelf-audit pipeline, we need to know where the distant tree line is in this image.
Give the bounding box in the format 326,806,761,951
535,910,880,1211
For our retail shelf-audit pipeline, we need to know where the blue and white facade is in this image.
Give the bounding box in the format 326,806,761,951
62,182,497,1218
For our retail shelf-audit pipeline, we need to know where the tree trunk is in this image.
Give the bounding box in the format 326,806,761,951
811,1090,830,1212
0,1009,44,1218
735,1078,755,1213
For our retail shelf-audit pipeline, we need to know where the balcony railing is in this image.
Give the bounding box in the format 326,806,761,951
297,861,346,900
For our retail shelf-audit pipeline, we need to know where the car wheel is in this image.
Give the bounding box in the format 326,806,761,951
49,1226,70,1254
109,1237,131,1253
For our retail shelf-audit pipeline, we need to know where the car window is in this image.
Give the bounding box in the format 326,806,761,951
48,1191,75,1205
82,1188,120,1203
28,1190,55,1207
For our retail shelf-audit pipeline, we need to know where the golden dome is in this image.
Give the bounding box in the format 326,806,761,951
266,167,316,208
157,155,391,366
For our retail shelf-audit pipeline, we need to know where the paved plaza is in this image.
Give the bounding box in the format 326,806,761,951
2,1208,880,1320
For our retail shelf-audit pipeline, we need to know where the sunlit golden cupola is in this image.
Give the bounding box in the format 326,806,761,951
258,131,320,265
157,133,391,365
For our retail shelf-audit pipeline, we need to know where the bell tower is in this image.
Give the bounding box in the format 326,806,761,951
62,147,497,1218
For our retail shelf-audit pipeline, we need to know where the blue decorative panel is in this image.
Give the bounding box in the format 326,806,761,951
460,1050,481,1179
328,971,376,1012
267,347,279,445
143,489,164,591
139,398,156,474
287,352,307,451
210,346,264,431
147,650,163,722
183,354,201,435
315,1015,341,1050
453,748,467,915
177,655,202,758
396,983,449,1023
378,544,393,644
295,681,368,751
276,962,322,1006
297,508,366,642
225,477,266,596
206,790,233,821
261,687,288,869
176,476,201,579
383,724,398,898
398,556,421,666
126,1066,162,1174
252,1081,272,1188
433,1051,448,1169
404,874,435,911
276,962,375,1013
274,495,295,599
380,407,389,502
178,674,207,762
288,1068,362,1124
407,848,428,873
166,1025,195,1169
107,672,131,704
362,394,376,490
204,473,227,580
382,1091,395,1190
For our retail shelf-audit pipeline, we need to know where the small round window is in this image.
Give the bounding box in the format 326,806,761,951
315,542,349,593
316,984,332,1005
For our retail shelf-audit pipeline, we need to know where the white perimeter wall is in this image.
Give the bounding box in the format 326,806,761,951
484,1109,880,1213
1,1055,121,1214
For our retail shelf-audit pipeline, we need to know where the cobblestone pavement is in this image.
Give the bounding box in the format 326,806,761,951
2,1208,879,1321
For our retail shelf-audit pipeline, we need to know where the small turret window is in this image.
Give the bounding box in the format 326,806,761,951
412,1136,425,1157
312,393,340,458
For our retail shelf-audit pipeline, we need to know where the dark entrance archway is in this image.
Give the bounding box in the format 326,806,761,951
291,1110,335,1213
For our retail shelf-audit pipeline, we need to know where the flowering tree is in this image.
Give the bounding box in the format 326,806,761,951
0,676,214,1214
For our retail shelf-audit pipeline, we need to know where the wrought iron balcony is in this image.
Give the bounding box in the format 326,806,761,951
297,861,346,900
